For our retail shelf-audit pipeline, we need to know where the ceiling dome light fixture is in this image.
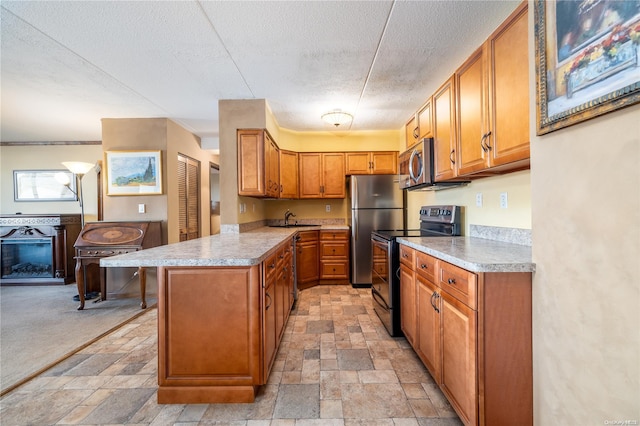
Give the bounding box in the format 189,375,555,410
321,109,353,127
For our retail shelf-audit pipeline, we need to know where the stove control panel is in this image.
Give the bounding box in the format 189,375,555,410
419,205,461,224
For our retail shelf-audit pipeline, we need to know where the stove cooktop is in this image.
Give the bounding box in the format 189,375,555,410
373,229,423,239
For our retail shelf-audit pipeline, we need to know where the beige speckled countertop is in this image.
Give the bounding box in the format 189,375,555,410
100,225,347,268
397,236,535,273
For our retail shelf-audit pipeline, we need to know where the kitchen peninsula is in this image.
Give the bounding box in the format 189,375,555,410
100,225,345,404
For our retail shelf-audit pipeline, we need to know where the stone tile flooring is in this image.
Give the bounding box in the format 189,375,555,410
0,285,462,425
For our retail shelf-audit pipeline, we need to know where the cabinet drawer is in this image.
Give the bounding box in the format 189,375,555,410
415,251,437,282
399,244,415,268
264,251,278,281
320,230,349,241
320,241,348,258
296,230,319,243
438,260,477,309
320,261,348,279
76,247,138,257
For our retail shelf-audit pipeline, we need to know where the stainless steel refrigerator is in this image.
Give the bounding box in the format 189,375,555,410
348,175,404,286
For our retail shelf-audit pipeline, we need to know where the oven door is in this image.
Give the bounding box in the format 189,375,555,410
371,233,401,336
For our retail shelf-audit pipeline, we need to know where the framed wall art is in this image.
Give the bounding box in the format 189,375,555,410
535,0,640,135
104,150,163,196
13,170,77,201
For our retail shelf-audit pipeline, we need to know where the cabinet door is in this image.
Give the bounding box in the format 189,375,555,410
280,150,298,199
433,76,458,181
263,275,277,379
416,275,442,383
400,263,417,347
456,47,490,176
371,152,398,175
417,99,433,139
296,241,319,286
322,153,346,198
237,130,266,196
488,2,529,167
345,152,371,175
440,291,477,426
265,133,280,198
298,153,323,198
405,115,418,149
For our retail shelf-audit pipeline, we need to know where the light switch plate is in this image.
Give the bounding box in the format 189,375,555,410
138,203,146,213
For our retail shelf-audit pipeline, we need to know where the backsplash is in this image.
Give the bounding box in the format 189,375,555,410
469,224,531,246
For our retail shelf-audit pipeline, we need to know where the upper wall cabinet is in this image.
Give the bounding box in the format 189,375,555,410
455,2,529,176
279,150,298,199
299,153,345,199
433,76,459,182
345,151,398,175
404,98,433,150
237,129,280,198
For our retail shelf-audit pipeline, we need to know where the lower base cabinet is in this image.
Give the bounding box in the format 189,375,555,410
400,244,532,426
157,238,294,404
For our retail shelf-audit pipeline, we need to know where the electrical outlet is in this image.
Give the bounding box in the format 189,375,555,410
138,203,146,213
475,193,483,207
500,192,508,209
325,204,331,212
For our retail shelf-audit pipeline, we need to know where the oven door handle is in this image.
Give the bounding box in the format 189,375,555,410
371,288,390,310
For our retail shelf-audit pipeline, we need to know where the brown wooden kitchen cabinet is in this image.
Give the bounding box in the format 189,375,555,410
319,230,349,283
157,238,294,404
295,230,319,289
279,150,298,199
237,129,280,198
405,99,433,150
345,151,398,175
399,243,532,426
399,244,417,347
455,2,529,176
432,76,459,182
298,152,345,198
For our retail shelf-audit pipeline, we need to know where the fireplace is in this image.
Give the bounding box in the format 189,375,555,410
0,214,81,285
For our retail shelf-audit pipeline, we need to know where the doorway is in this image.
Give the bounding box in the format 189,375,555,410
210,163,220,235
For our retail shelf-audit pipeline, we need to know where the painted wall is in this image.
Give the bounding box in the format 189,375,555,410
406,170,531,234
102,118,217,244
527,6,639,424
0,144,102,221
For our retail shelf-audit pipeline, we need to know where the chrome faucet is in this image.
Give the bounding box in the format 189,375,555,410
284,209,296,226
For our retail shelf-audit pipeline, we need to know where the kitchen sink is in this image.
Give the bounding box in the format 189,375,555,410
269,224,321,228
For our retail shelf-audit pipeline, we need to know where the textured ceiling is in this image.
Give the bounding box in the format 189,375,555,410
1,1,520,149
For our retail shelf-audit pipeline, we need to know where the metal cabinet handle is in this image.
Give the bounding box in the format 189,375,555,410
447,278,456,285
413,127,419,139
480,131,492,152
265,292,272,310
420,263,427,270
449,150,456,165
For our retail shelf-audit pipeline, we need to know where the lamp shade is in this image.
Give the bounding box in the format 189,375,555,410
62,161,95,175
321,110,353,127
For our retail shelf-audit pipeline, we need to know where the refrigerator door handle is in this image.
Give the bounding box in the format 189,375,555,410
352,176,358,210
354,213,358,241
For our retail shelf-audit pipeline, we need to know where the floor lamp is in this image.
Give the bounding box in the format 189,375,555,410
59,161,98,301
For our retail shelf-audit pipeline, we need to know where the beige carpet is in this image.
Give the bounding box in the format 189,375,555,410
0,284,156,394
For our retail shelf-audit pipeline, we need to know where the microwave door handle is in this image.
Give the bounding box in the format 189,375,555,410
408,149,418,182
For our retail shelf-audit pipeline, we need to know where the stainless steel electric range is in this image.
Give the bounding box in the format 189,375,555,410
370,205,462,336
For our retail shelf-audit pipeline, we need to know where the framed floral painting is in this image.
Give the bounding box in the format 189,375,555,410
534,0,640,135
105,150,163,195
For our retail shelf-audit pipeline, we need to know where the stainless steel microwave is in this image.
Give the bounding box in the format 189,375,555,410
398,138,469,191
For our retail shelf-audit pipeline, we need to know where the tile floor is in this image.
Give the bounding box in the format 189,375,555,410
0,285,462,425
